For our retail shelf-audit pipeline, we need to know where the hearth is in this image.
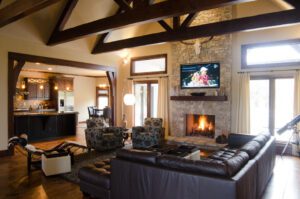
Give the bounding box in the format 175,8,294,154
186,114,215,138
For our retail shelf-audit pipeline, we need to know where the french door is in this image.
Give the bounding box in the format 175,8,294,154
134,81,158,126
250,76,294,142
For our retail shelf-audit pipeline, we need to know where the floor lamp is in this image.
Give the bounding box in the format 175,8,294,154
122,93,136,128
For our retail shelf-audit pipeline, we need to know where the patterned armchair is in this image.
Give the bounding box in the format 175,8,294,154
85,127,124,151
132,118,164,149
86,117,109,129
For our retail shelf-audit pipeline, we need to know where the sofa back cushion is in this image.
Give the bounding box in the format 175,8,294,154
225,151,249,176
157,155,228,177
116,149,160,165
240,140,261,159
157,150,249,178
253,134,269,146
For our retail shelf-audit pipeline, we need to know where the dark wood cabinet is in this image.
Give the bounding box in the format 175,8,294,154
14,113,78,142
52,77,74,91
24,78,50,100
26,81,37,99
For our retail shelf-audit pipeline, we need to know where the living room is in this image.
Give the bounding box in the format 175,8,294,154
1,0,300,199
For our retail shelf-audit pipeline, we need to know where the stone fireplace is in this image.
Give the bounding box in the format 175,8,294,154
186,114,215,138
169,6,232,138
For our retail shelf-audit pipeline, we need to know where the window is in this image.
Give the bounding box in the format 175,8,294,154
250,77,294,142
131,54,167,76
134,81,158,126
96,87,109,109
242,39,300,69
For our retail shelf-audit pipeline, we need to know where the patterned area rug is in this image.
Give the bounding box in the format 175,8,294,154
61,150,116,184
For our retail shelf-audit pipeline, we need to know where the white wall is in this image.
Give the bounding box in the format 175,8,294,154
73,76,97,122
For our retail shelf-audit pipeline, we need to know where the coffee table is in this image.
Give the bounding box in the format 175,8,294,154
147,144,201,160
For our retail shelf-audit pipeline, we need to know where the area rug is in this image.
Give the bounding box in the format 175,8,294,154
60,150,116,184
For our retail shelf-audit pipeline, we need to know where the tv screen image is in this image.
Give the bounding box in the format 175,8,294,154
180,63,220,88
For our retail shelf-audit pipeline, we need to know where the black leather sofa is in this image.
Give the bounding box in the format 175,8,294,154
79,133,276,199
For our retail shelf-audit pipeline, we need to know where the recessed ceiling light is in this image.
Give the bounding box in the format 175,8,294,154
48,67,53,71
35,62,40,65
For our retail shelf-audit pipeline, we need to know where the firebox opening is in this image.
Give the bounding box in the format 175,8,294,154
186,114,215,138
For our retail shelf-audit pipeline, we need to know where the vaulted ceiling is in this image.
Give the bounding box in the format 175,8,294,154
0,0,299,54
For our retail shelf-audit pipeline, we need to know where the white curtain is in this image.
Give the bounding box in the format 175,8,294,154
157,77,169,137
236,73,250,134
294,71,300,117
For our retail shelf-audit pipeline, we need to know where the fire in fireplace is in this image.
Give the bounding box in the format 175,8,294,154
186,114,215,138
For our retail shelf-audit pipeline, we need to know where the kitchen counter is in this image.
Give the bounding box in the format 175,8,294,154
14,111,78,142
14,111,79,116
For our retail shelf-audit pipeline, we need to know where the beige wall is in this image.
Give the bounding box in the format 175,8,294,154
0,33,120,151
116,44,172,127
73,76,97,122
231,25,300,133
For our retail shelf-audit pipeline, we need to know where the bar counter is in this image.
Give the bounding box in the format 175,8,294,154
14,111,78,142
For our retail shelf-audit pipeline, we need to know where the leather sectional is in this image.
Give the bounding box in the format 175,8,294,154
79,133,276,199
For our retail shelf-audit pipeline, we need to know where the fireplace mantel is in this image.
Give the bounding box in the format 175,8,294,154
170,96,227,101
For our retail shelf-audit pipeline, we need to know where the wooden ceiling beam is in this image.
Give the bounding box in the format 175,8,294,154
51,0,78,33
92,9,300,54
93,0,133,53
48,0,253,45
181,13,197,28
114,0,132,11
158,20,173,32
173,16,180,29
0,0,62,28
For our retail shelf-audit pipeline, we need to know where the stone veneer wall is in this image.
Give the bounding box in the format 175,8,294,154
169,7,233,138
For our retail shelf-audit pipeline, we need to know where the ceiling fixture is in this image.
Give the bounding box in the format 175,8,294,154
35,62,40,65
48,67,53,71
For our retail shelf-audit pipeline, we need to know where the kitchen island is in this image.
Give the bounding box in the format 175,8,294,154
14,111,78,142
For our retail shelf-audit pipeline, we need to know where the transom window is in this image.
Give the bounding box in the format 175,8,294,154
242,39,300,69
131,54,167,76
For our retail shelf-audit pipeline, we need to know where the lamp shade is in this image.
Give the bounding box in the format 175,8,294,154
123,93,136,105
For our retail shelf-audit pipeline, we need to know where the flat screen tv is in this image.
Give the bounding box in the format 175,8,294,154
180,62,220,89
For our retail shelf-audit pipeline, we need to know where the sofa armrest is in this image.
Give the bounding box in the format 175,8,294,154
228,133,255,148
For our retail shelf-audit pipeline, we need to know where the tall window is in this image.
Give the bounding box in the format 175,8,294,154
96,87,109,109
250,77,294,142
134,81,158,126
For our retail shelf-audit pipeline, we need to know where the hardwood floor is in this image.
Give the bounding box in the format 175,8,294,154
0,128,300,199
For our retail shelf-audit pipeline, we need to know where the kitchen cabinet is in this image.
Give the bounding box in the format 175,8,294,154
24,78,50,100
52,77,74,91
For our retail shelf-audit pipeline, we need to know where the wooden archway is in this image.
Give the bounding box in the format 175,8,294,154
8,52,116,140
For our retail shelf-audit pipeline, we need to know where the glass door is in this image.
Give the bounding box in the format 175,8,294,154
134,81,158,126
250,77,294,142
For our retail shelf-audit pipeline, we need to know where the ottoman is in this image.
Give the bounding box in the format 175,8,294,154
42,150,71,176
78,159,111,199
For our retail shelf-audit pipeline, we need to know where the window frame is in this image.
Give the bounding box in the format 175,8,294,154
96,86,110,109
133,80,158,125
241,39,300,69
130,54,167,76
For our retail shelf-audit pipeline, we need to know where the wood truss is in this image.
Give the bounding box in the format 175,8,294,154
0,0,300,54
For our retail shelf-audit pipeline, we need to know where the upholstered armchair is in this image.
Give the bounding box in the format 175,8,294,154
85,127,124,151
132,118,164,149
86,117,109,128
